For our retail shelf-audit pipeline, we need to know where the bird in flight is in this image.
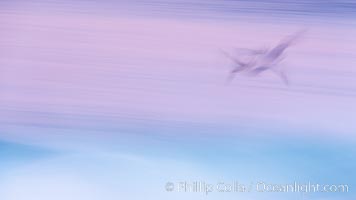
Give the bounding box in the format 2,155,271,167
222,29,306,85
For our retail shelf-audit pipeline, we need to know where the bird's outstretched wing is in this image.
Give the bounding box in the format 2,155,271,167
268,29,307,59
249,66,270,75
220,49,245,66
234,48,268,55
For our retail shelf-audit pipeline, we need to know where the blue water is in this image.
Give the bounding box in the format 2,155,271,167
0,140,56,172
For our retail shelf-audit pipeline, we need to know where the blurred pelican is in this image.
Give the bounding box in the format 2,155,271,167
222,29,306,85
220,50,259,82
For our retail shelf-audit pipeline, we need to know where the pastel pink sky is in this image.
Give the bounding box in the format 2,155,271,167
0,11,356,145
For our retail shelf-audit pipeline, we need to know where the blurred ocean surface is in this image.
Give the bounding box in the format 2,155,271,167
1,0,356,18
